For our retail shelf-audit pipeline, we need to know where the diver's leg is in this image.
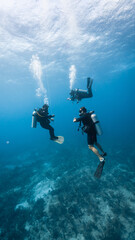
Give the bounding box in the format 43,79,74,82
88,145,104,162
87,77,93,88
89,78,93,88
87,133,104,161
87,78,90,89
87,78,93,97
95,142,104,153
95,142,107,156
40,122,57,140
77,90,89,99
87,90,93,98
47,125,56,139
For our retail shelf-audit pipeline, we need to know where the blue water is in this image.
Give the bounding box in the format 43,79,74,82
0,1,135,239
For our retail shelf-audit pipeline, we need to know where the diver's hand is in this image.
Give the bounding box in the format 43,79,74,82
52,114,55,117
50,118,54,121
73,118,77,122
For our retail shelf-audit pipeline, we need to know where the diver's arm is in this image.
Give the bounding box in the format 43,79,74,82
73,115,85,122
49,114,55,121
48,114,55,119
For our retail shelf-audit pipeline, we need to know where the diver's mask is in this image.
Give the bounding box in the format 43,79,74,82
79,110,83,116
79,107,87,116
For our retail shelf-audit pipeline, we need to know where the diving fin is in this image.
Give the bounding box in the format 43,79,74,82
53,136,64,144
94,161,105,179
87,77,90,89
87,77,93,89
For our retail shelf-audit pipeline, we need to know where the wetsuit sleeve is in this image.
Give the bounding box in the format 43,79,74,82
48,115,54,119
75,115,85,122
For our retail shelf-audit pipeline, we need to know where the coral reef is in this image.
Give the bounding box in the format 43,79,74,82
0,144,135,240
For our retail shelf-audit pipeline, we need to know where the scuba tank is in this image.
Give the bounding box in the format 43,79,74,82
31,110,37,128
91,113,103,136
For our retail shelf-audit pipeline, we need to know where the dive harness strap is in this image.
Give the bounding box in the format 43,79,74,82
36,111,46,118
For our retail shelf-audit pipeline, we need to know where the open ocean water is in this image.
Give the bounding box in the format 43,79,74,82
0,0,135,239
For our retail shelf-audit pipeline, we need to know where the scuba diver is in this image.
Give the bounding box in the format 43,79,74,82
32,104,58,141
73,107,107,178
67,77,93,103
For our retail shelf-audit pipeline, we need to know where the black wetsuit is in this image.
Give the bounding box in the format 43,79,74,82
69,78,93,101
76,88,93,100
76,113,97,145
36,108,56,140
70,88,92,101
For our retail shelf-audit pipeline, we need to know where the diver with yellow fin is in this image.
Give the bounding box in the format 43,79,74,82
73,107,107,178
67,77,93,103
32,104,64,144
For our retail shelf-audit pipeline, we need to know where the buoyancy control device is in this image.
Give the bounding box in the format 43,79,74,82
31,110,37,128
91,112,103,136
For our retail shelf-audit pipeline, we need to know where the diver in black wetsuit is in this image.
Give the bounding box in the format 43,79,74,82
67,77,93,103
73,107,106,162
36,104,58,140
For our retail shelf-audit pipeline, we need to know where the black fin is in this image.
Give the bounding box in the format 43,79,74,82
94,161,105,179
87,78,90,89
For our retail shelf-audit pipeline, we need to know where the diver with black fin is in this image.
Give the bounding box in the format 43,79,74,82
67,77,93,103
73,107,107,178
32,104,64,144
